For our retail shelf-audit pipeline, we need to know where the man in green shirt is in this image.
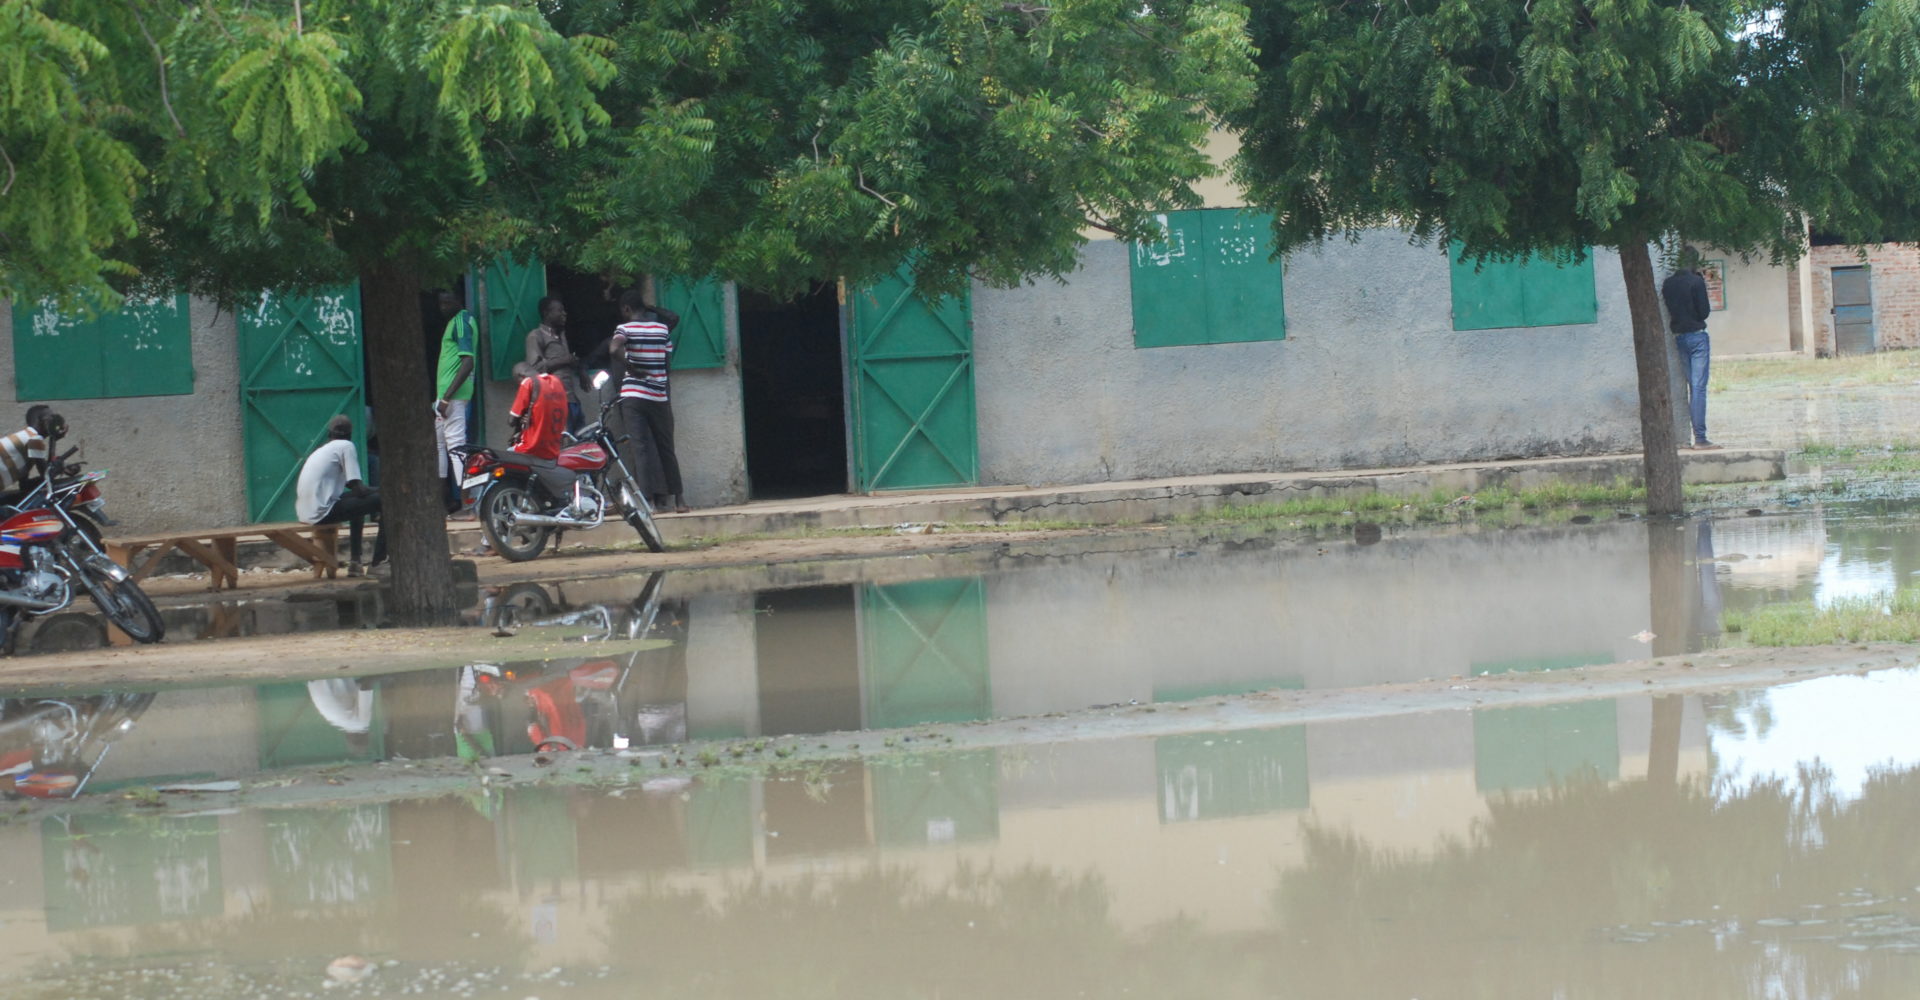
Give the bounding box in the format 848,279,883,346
436,287,478,514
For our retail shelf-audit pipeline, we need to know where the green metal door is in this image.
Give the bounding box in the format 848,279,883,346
237,288,366,522
861,577,990,729
481,256,546,380
846,266,977,492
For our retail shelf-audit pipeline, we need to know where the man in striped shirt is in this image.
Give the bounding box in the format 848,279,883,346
0,406,62,495
609,290,686,512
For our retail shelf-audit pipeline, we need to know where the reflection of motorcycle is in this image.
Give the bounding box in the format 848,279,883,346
464,377,665,561
0,692,154,798
468,573,679,752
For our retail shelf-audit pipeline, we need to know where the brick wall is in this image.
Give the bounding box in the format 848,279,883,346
1808,243,1920,355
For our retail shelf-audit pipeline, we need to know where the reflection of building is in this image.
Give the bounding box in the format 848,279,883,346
0,691,1712,975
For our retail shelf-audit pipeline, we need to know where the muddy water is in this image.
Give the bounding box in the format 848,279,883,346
7,503,1920,792
6,670,1920,997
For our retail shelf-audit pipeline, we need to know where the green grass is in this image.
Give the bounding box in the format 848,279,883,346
1723,589,1920,646
1711,350,1920,393
1175,478,1658,528
1796,441,1861,459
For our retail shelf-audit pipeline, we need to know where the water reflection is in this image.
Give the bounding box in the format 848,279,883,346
15,506,1920,794
8,672,1920,997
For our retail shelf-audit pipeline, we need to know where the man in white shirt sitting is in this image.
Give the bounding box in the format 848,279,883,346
296,415,385,576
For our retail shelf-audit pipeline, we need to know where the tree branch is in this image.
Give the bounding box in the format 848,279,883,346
0,142,15,197
131,7,188,138
856,170,898,209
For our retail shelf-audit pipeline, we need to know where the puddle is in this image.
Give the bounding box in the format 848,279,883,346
7,670,1920,996
10,502,1920,793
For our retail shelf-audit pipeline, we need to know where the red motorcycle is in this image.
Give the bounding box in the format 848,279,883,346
0,499,163,651
463,389,665,561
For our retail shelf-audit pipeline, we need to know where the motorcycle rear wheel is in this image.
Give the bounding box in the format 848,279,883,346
481,484,551,562
79,567,164,644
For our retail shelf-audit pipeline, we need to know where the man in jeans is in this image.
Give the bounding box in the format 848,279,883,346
1661,246,1718,450
297,415,385,575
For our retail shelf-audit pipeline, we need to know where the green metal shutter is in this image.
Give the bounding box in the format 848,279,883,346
872,749,1000,848
1130,211,1209,347
1472,701,1620,792
1155,725,1309,822
1449,252,1530,331
860,577,991,730
266,806,394,907
237,287,367,523
14,294,194,400
1450,245,1598,330
659,276,727,370
42,814,224,930
1519,253,1599,326
1201,210,1285,344
481,256,546,380
847,264,978,492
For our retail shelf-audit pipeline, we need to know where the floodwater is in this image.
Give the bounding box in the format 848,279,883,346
6,669,1920,997
6,500,1920,995
6,499,1920,788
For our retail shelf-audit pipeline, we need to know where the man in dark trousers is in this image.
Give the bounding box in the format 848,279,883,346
1661,246,1718,450
609,290,688,512
296,415,385,575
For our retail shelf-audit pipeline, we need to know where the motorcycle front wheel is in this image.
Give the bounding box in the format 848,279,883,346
481,483,551,562
77,564,164,644
612,480,665,554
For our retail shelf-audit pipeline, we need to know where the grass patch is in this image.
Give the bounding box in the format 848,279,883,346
1176,477,1657,528
1796,441,1860,459
1723,590,1920,646
1712,350,1920,393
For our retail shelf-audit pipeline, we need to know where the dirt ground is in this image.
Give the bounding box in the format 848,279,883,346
132,523,1121,601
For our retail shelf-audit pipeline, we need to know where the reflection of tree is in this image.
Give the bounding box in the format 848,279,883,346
1272,766,1920,997
1700,689,1778,743
600,864,1256,999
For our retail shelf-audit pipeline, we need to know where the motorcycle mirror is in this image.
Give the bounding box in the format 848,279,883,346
591,370,611,390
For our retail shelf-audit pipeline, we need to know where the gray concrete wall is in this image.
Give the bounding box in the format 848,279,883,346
509,286,749,509
971,232,1643,486
0,299,247,534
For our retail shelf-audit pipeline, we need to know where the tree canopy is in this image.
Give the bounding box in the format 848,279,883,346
1,0,1258,620
1228,0,1920,513
544,0,1255,297
1231,0,1920,261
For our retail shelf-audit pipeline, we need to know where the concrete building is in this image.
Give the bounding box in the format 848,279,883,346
1694,240,1920,358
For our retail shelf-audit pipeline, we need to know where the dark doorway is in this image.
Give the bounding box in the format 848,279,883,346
544,267,626,369
754,585,861,736
739,284,846,498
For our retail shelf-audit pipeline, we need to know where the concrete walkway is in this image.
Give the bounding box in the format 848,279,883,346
555,447,1783,548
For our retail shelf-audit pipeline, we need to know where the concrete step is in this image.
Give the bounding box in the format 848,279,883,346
124,449,1784,578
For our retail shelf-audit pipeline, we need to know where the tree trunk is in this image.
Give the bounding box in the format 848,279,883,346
360,259,459,625
1618,241,1684,515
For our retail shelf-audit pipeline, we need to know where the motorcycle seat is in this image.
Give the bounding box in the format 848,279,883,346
504,451,560,469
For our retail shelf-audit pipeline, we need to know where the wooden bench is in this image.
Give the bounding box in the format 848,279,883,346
104,522,343,591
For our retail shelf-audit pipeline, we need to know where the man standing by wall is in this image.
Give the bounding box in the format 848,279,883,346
435,287,478,512
1662,246,1718,450
517,296,584,431
610,290,688,513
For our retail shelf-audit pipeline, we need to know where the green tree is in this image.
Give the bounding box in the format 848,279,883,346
4,0,1252,622
541,0,1256,297
2,0,613,623
1231,0,1920,514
